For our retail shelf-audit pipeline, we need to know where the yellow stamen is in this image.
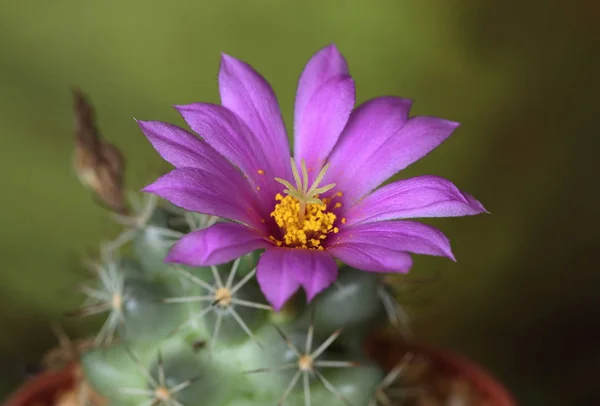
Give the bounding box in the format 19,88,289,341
274,158,336,225
270,158,340,250
257,169,265,175
270,194,337,249
269,235,283,246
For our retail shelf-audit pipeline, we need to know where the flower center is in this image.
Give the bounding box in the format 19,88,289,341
270,158,339,250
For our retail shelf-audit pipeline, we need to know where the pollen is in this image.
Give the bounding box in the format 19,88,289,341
270,194,337,249
269,235,283,246
257,169,265,175
271,158,341,249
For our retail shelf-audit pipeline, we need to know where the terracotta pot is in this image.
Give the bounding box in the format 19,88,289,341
2,364,76,406
365,332,517,406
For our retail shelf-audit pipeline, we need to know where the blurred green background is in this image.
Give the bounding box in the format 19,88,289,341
1,0,599,404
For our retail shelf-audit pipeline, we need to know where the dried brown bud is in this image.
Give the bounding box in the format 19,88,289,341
42,324,95,372
72,89,127,213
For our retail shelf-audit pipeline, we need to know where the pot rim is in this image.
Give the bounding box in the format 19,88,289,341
365,332,517,406
2,364,76,406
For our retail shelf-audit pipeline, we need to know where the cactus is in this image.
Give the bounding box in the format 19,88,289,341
69,45,487,406
73,189,400,406
70,91,402,406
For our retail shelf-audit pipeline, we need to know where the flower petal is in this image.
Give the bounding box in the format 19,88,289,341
137,120,236,176
294,45,354,173
328,244,414,274
327,220,455,273
176,102,285,208
218,54,292,182
287,249,338,302
256,248,338,310
143,168,265,231
256,249,301,311
324,97,459,205
295,44,349,118
345,175,487,226
165,223,269,267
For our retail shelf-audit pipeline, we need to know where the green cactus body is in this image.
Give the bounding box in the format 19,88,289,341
76,200,403,406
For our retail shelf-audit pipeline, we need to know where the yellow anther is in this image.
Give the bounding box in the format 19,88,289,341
270,158,342,249
257,169,265,175
270,194,337,249
274,158,336,226
269,235,283,247
341,217,346,224
334,202,342,209
335,191,343,197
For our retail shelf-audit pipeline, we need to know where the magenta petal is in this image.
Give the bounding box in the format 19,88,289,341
143,168,265,232
136,120,238,178
328,220,455,273
256,248,302,311
324,97,412,204
345,175,487,226
176,103,263,173
325,97,460,205
256,248,338,310
328,244,414,274
294,75,355,175
286,249,338,302
295,44,349,118
176,102,285,207
165,223,269,267
294,45,354,173
218,54,292,182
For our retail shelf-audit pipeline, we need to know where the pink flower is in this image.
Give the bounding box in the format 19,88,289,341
138,45,486,310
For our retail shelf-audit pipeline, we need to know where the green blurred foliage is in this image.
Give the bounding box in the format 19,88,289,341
1,0,599,404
